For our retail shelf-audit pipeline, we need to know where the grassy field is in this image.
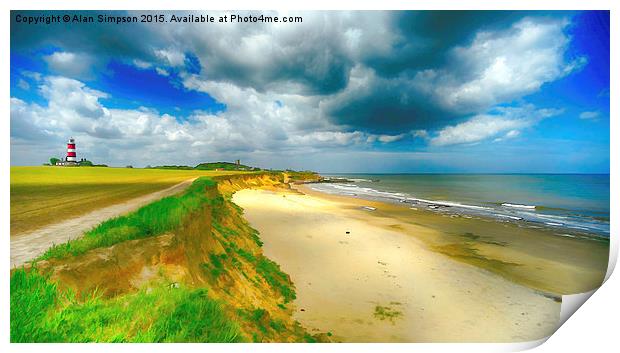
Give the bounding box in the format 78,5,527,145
37,177,218,261
10,166,249,236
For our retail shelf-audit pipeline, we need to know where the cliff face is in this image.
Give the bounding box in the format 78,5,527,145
28,173,322,342
215,172,288,195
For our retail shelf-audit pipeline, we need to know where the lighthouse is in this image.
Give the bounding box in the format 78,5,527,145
54,138,88,166
66,138,77,163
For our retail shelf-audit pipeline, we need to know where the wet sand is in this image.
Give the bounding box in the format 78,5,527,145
230,186,607,342
297,185,609,296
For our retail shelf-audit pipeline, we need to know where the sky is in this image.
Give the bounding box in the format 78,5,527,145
10,11,610,173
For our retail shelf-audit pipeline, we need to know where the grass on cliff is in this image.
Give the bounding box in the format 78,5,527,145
220,228,296,304
11,268,241,343
38,177,217,261
13,173,304,342
256,258,296,303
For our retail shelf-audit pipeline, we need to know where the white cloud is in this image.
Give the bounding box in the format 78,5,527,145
412,130,428,139
377,133,406,143
17,79,30,90
39,76,109,119
430,106,561,146
504,129,521,139
133,59,152,69
414,17,585,114
10,97,59,141
155,67,170,76
11,13,593,168
11,74,383,166
11,77,119,147
155,48,186,67
431,115,526,146
22,71,42,81
579,111,600,120
493,129,521,142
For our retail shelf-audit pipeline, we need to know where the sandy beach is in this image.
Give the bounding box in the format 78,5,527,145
230,186,598,342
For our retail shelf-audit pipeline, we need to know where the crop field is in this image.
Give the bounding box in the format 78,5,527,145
10,166,249,236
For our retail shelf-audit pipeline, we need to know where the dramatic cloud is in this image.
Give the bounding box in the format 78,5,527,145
415,18,585,113
160,12,378,95
10,10,604,170
324,16,583,133
12,74,410,166
12,77,115,142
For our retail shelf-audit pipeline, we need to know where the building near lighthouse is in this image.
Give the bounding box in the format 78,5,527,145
53,138,99,167
55,138,80,166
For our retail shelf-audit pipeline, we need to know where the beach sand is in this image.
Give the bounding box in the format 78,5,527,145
297,185,609,296
230,186,605,342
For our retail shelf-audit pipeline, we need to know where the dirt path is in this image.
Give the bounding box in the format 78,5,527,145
10,178,196,268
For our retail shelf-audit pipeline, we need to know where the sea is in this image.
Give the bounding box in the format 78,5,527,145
308,174,610,238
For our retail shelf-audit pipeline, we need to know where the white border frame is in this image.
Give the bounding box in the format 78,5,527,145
2,1,616,352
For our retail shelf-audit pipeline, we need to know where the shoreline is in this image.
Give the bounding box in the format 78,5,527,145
305,179,610,240
232,184,609,342
295,184,609,295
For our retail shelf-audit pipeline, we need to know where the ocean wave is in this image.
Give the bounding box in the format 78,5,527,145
534,214,569,220
501,203,536,209
329,184,406,198
320,184,494,211
494,214,523,220
309,182,609,237
408,198,492,211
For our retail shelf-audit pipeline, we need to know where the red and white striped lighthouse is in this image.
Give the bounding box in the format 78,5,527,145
66,138,76,162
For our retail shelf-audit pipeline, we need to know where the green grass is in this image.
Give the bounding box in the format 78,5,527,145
11,166,249,235
223,242,293,303
256,258,296,303
225,242,294,303
12,171,305,342
213,221,239,239
236,307,285,342
10,267,62,342
11,269,242,343
284,170,321,182
269,318,285,332
236,248,257,263
38,177,217,261
202,253,229,278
